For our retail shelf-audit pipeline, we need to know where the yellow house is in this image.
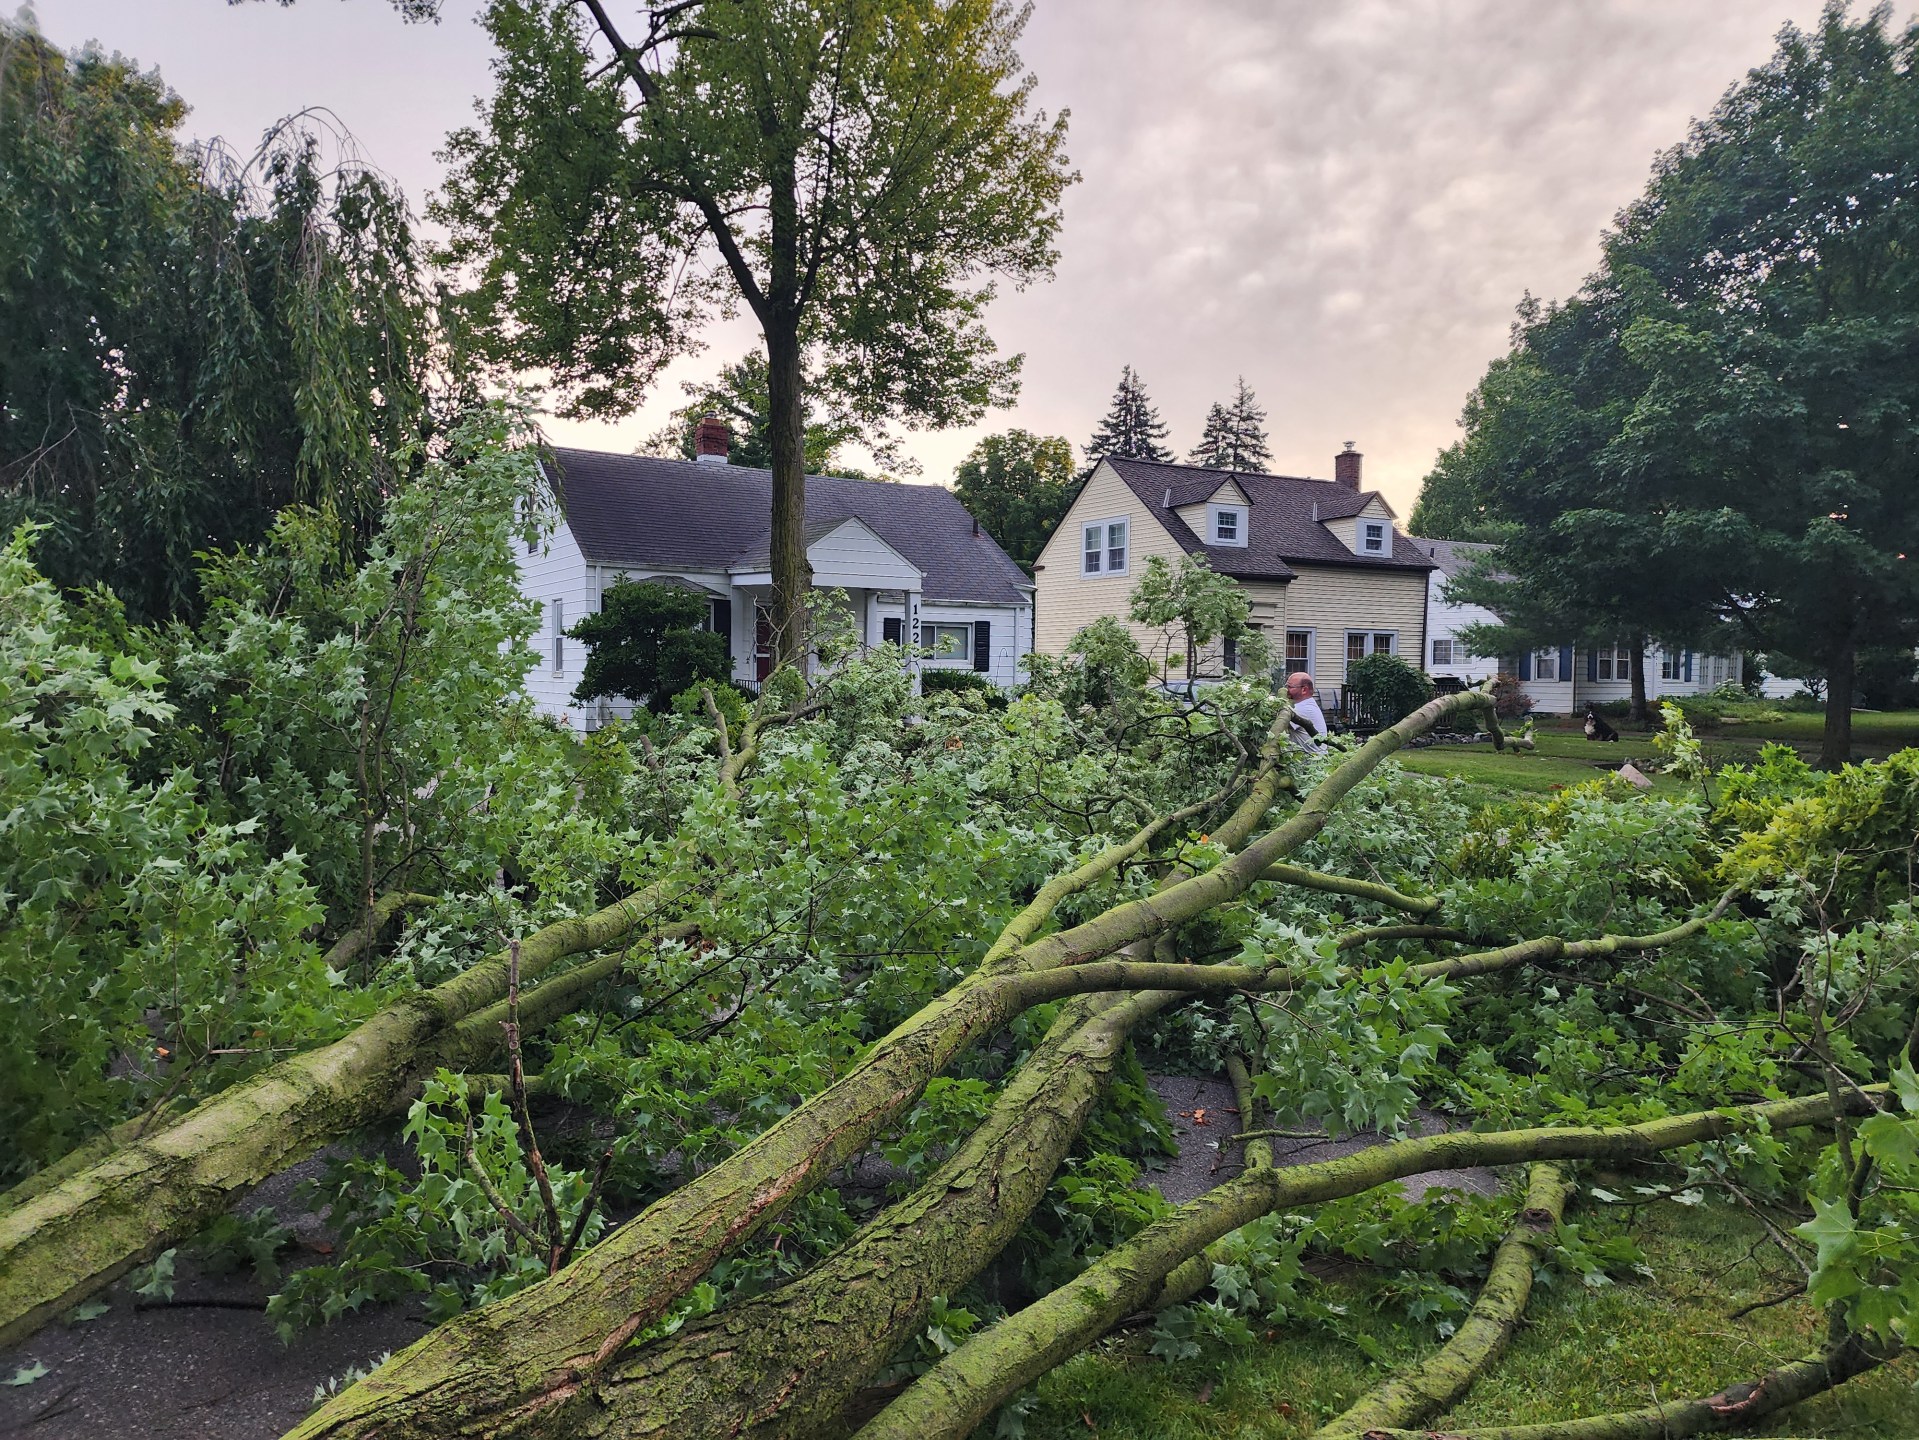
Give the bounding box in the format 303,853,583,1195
1032,446,1435,696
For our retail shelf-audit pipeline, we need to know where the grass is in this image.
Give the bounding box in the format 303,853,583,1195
1389,710,1919,800
1019,1200,1919,1439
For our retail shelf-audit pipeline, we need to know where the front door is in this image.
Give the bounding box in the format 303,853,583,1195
754,608,774,681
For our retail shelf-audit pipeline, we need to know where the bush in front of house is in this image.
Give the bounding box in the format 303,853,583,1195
1347,652,1434,726
1490,673,1534,719
920,669,998,700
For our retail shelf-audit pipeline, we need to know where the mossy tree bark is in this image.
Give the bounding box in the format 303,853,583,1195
1324,1162,1574,1435
853,1089,1886,1440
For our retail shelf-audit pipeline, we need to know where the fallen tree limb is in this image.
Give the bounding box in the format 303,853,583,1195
1262,863,1441,916
295,690,1496,1440
851,1085,1887,1440
1323,1162,1573,1435
323,890,439,972
0,884,690,1346
1356,1332,1898,1440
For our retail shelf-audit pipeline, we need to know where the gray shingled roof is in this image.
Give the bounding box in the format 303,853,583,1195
1103,456,1437,579
1409,536,1498,579
543,448,1034,606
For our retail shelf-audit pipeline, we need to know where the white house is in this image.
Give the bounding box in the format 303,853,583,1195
1413,536,1744,713
520,431,1034,727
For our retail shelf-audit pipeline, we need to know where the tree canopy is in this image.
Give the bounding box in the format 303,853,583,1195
639,352,864,477
951,428,1077,570
427,0,1074,664
1086,364,1172,463
0,16,439,622
567,579,729,714
1414,4,1919,762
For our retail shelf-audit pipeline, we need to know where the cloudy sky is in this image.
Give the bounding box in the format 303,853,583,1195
43,0,1836,512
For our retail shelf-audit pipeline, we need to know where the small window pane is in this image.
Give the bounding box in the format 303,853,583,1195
1216,510,1238,542
1348,632,1368,663
1432,639,1451,665
1083,525,1102,573
924,623,971,660
1107,521,1127,572
1373,633,1394,654
1286,630,1311,669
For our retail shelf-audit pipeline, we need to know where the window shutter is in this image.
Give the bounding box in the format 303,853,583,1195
1683,650,1693,682
1518,651,1532,681
882,617,903,646
1559,644,1573,681
972,620,991,673
711,598,733,661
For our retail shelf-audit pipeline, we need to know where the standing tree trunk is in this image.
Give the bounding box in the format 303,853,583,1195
1820,633,1856,769
764,320,811,668
1628,633,1650,727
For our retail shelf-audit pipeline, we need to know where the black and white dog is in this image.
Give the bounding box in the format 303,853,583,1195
1584,705,1621,742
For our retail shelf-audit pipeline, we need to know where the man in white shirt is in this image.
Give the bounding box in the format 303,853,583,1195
1285,671,1328,752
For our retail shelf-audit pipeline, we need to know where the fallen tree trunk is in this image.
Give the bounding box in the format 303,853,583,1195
1357,1332,1897,1440
295,692,1495,1439
0,888,691,1346
1324,1162,1574,1435
852,1087,1887,1440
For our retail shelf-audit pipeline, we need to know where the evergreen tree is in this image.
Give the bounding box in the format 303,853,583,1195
1223,376,1272,471
1187,378,1271,471
1186,402,1234,469
1086,366,1171,463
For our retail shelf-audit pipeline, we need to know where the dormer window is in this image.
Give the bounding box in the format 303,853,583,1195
1361,520,1388,554
1209,503,1248,547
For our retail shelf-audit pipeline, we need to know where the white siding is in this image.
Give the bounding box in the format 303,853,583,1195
516,519,598,730
871,596,1030,688
1424,567,1501,681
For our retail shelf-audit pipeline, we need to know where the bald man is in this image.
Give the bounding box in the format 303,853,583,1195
1284,671,1327,751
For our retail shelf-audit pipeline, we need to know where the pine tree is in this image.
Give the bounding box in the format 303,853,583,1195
1223,376,1272,471
1186,378,1271,471
1187,402,1234,468
1085,365,1171,462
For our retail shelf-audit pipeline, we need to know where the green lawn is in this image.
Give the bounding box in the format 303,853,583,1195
1020,1201,1919,1439
1391,711,1919,799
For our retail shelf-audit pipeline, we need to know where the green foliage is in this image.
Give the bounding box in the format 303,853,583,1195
1344,652,1433,726
640,351,866,476
568,580,729,713
1128,554,1268,685
952,429,1078,570
0,17,438,622
1800,1058,1919,1345
1086,366,1172,464
435,0,1071,431
1185,378,1271,472
1025,616,1154,717
267,1071,609,1336
1721,749,1919,924
146,404,604,930
0,529,330,1180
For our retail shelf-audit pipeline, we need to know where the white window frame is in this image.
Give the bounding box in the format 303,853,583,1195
1432,638,1456,667
1208,503,1248,547
1360,520,1388,555
1660,650,1680,682
1532,647,1559,682
1081,516,1129,577
1347,630,1396,662
922,622,973,664
1284,628,1315,677
551,598,565,675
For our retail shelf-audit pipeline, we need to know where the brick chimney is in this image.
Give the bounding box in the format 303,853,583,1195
1334,441,1362,490
694,414,730,465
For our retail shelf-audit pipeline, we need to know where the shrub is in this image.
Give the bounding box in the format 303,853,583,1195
921,669,995,696
1490,673,1534,719
1346,653,1433,726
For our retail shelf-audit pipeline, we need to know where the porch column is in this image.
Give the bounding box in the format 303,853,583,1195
907,588,922,695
